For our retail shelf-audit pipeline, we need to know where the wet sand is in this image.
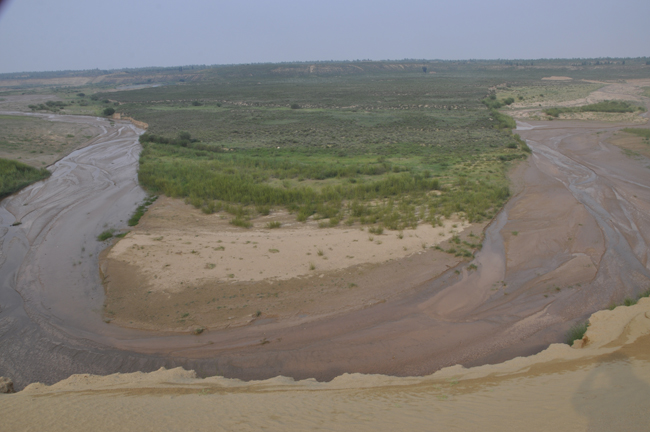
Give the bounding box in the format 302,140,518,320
0,82,649,391
3,297,649,432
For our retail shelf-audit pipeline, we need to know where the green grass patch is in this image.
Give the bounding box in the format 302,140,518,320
622,128,650,139
623,297,638,307
97,229,115,241
566,321,589,346
127,195,158,226
0,158,50,199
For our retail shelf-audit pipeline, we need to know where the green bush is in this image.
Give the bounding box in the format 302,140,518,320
103,107,115,116
0,158,51,199
230,217,252,228
566,321,589,346
97,229,115,241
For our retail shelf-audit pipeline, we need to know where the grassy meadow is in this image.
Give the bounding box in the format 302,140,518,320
96,64,540,229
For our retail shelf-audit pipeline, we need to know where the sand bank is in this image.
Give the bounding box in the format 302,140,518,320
3,297,649,432
101,197,477,331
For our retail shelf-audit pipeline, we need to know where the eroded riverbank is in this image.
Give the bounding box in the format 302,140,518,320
3,296,650,431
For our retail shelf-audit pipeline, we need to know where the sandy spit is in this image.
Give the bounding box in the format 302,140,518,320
2,298,649,432
107,197,469,290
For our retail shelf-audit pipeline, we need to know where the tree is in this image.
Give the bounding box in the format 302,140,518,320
103,107,115,116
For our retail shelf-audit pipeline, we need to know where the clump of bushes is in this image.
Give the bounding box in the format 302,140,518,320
28,101,68,112
97,229,115,241
0,158,51,199
566,321,589,346
139,131,200,148
544,100,644,118
230,217,252,228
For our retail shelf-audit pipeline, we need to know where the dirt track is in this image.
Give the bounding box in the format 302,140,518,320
0,84,649,389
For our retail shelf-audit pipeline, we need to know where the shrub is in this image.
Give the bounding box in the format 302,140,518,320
623,297,637,307
566,321,589,346
368,226,384,235
290,103,301,109
103,107,115,116
230,217,252,228
97,229,115,241
0,159,51,199
544,108,562,118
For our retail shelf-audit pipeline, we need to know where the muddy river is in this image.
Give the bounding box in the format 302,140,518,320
1,92,649,389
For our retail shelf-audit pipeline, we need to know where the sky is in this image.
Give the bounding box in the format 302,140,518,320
0,0,649,73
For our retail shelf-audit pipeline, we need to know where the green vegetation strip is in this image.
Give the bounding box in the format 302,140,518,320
566,321,589,346
98,66,533,229
128,195,158,226
622,128,650,139
0,158,50,199
544,100,645,118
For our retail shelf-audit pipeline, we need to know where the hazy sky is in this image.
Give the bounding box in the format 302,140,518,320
1,0,648,73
